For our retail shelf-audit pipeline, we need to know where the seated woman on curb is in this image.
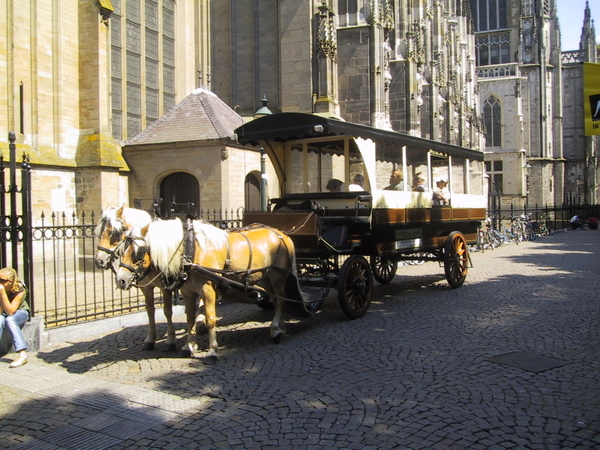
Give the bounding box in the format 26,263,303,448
0,267,30,368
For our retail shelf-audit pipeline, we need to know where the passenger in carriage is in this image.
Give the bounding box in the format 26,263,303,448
432,179,450,205
348,174,365,191
384,169,405,190
326,178,344,192
412,173,429,192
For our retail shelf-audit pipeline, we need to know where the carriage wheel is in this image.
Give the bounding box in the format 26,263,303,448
444,231,468,288
338,255,373,319
371,255,397,284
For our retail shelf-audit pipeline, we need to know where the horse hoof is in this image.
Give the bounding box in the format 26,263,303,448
142,342,155,351
272,333,283,344
183,343,198,356
203,354,218,365
164,343,177,352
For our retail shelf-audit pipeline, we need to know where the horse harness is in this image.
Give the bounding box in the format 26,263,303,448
119,220,291,294
183,221,291,291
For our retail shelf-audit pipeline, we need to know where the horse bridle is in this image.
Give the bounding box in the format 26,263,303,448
117,234,152,283
96,219,125,265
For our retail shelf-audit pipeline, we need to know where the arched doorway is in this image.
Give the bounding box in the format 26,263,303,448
245,172,261,212
160,172,199,217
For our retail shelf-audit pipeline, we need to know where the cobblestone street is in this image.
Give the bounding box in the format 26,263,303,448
1,229,599,449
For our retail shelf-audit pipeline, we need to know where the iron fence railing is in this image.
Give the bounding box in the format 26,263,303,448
486,202,600,232
28,208,244,328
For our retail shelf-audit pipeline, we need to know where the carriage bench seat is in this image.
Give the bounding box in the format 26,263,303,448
271,193,371,221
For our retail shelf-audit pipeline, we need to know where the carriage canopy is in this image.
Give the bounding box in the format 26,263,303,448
235,113,486,208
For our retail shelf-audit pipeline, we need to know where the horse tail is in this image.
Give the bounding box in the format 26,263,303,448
281,232,298,278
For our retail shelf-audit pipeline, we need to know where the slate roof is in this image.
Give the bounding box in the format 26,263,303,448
126,88,245,146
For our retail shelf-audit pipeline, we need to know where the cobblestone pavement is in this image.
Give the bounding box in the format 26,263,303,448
1,229,599,449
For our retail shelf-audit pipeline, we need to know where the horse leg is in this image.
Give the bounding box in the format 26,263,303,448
264,278,286,343
182,290,200,356
141,286,157,350
162,289,177,352
202,282,219,363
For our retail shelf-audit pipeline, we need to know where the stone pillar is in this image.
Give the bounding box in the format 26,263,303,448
314,1,340,117
76,1,129,213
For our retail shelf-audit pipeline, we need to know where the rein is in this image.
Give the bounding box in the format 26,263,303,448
284,212,316,235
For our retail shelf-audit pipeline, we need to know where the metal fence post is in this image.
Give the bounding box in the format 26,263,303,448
9,131,18,271
21,154,33,315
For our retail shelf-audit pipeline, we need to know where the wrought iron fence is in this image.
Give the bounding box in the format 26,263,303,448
24,208,244,329
487,202,600,232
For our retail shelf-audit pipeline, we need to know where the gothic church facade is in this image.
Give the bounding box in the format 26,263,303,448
0,0,597,218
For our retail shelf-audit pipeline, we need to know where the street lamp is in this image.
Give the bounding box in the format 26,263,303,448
253,95,273,119
524,162,532,212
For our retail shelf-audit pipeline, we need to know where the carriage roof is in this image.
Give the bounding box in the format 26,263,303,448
235,112,484,162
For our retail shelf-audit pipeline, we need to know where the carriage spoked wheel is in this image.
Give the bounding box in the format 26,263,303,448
338,255,373,319
443,231,468,288
371,255,397,284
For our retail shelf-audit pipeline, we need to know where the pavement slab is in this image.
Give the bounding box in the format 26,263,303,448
1,229,599,449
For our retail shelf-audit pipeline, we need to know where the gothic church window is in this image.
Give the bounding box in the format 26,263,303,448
338,0,368,27
485,160,504,193
469,0,508,31
484,95,502,147
475,32,511,66
110,0,176,141
522,0,534,16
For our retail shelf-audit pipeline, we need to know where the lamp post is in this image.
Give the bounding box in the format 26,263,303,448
253,97,272,212
524,162,532,212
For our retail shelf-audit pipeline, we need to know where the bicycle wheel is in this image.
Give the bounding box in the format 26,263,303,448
492,229,504,246
526,224,536,241
486,229,501,248
506,227,519,245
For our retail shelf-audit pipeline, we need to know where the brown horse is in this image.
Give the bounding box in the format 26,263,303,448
115,217,303,361
94,205,180,351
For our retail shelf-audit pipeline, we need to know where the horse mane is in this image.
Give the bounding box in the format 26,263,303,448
120,207,152,228
191,220,229,253
144,218,185,277
95,206,151,237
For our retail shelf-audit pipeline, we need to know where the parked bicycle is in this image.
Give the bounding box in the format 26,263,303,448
475,216,506,252
533,214,553,236
521,213,536,241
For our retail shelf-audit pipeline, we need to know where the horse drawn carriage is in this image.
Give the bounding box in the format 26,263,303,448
235,113,487,319
96,112,486,360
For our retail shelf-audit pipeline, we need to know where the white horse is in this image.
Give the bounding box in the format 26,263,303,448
94,205,181,351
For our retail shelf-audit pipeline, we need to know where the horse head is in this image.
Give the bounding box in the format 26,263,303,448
115,224,153,290
94,205,151,270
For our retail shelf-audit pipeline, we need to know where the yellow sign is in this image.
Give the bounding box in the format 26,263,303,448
584,62,600,136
